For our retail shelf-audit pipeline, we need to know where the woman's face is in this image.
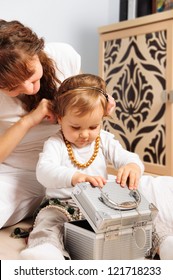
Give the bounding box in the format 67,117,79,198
2,56,43,97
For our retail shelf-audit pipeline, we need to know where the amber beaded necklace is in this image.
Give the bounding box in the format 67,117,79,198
64,135,100,169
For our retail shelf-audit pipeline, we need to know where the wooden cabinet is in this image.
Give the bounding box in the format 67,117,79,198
99,10,173,176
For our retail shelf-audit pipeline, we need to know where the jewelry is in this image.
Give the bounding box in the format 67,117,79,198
64,135,100,168
59,85,109,102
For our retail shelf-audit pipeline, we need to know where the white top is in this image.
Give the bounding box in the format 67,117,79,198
36,129,144,199
0,42,81,172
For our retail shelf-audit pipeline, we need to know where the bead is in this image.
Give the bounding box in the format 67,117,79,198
14,227,21,235
68,207,75,214
64,135,100,169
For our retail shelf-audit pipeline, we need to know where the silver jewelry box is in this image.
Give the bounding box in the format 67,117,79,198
64,181,158,260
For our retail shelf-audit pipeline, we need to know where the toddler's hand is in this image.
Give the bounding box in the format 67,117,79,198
72,172,107,188
116,163,141,190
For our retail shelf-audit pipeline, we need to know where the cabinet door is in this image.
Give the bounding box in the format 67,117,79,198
99,20,173,175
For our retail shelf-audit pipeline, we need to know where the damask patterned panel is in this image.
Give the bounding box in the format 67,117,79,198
103,30,166,166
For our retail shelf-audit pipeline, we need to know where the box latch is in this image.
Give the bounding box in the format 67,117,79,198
104,226,120,241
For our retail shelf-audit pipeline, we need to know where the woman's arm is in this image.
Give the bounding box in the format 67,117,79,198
0,99,55,162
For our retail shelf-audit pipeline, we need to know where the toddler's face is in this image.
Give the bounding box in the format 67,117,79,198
58,106,104,148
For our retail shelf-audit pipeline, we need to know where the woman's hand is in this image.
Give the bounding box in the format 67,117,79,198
0,99,56,162
116,163,141,190
23,98,56,128
72,172,107,188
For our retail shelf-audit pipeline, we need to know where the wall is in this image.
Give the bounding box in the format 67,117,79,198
0,0,120,74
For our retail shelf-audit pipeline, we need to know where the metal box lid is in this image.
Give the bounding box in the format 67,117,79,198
72,181,158,234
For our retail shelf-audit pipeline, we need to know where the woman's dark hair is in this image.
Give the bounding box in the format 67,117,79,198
0,19,61,111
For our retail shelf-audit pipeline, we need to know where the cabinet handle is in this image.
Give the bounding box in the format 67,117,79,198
169,91,173,103
161,90,168,103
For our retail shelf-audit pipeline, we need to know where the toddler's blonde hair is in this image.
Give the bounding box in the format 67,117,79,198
54,74,108,117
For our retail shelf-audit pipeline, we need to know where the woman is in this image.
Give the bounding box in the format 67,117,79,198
0,19,81,228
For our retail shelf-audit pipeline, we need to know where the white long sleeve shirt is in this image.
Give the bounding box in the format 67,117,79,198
36,129,144,199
